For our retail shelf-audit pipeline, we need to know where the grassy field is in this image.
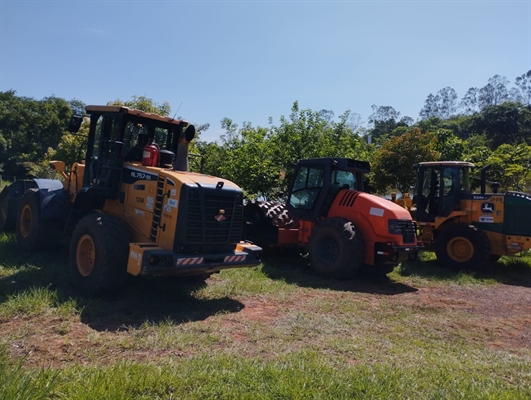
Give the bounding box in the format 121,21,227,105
1,231,531,399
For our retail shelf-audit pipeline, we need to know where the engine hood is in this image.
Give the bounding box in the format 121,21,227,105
160,169,242,191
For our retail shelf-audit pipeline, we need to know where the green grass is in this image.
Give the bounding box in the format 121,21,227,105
1,347,530,399
1,233,531,399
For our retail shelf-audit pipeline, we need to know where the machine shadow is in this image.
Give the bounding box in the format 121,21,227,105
260,249,418,295
77,278,244,332
0,240,244,332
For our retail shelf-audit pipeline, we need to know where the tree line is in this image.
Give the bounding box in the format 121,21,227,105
1,70,530,198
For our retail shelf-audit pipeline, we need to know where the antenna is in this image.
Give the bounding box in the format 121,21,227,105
173,101,183,119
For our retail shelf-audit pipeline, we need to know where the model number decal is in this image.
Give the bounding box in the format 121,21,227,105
130,171,152,180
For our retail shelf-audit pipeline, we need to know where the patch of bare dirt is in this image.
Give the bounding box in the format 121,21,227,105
399,285,531,350
2,283,531,367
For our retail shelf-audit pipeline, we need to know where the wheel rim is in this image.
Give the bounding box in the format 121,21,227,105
76,234,96,277
446,236,474,263
19,204,32,238
317,236,339,263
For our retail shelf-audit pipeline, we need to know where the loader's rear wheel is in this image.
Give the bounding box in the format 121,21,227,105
69,213,130,295
16,188,53,251
308,217,364,278
435,224,490,271
76,234,97,277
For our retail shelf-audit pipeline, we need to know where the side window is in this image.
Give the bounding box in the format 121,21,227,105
154,127,169,148
442,168,460,195
422,168,440,198
95,114,122,159
289,166,324,210
333,170,356,189
124,122,149,154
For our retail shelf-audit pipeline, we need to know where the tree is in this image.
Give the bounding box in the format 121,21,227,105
419,87,458,120
318,109,334,122
216,123,281,200
469,102,531,148
514,70,531,105
368,105,412,142
437,87,458,119
432,129,465,161
459,87,479,115
268,102,369,195
0,90,72,177
483,143,531,192
370,128,439,195
419,93,440,120
108,95,171,116
478,75,510,109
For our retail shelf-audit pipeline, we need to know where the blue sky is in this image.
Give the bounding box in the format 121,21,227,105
1,0,530,143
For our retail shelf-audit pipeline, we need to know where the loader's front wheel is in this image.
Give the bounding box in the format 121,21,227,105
308,217,365,278
69,213,130,295
435,224,490,271
16,188,53,251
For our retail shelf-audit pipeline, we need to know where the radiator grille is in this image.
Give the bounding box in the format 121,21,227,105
397,220,416,244
175,184,244,249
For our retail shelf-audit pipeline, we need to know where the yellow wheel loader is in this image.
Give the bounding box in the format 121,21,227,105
402,161,531,270
0,105,262,294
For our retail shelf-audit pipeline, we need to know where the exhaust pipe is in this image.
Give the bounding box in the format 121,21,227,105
173,124,196,172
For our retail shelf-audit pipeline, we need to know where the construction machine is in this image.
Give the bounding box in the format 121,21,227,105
244,158,420,278
0,105,262,294
400,161,531,270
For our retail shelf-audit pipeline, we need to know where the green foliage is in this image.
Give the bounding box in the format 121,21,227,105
433,129,465,161
370,128,439,194
483,143,531,191
468,101,531,148
1,87,531,198
0,90,72,177
269,102,369,194
108,95,171,116
197,102,369,199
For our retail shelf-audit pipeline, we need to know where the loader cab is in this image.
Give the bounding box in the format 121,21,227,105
81,106,191,199
286,158,370,220
413,161,474,222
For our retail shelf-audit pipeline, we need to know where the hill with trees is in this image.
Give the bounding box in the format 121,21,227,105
1,70,530,197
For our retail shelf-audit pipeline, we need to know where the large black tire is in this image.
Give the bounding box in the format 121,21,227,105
435,224,491,271
69,213,130,295
307,217,365,278
16,189,54,251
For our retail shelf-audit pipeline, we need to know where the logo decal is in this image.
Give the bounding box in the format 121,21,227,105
481,202,495,213
215,210,226,222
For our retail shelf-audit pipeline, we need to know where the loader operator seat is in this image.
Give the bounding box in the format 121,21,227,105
125,134,148,162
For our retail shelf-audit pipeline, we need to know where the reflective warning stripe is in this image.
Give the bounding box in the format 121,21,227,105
224,255,247,262
177,257,204,265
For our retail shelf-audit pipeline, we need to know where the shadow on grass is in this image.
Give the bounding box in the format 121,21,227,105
260,249,418,295
399,251,531,288
0,235,244,332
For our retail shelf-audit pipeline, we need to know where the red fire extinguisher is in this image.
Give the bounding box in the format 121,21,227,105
142,142,159,167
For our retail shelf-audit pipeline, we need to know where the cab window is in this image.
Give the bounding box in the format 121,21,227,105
289,166,324,210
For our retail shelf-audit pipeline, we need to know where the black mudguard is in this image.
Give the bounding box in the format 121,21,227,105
32,179,69,219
